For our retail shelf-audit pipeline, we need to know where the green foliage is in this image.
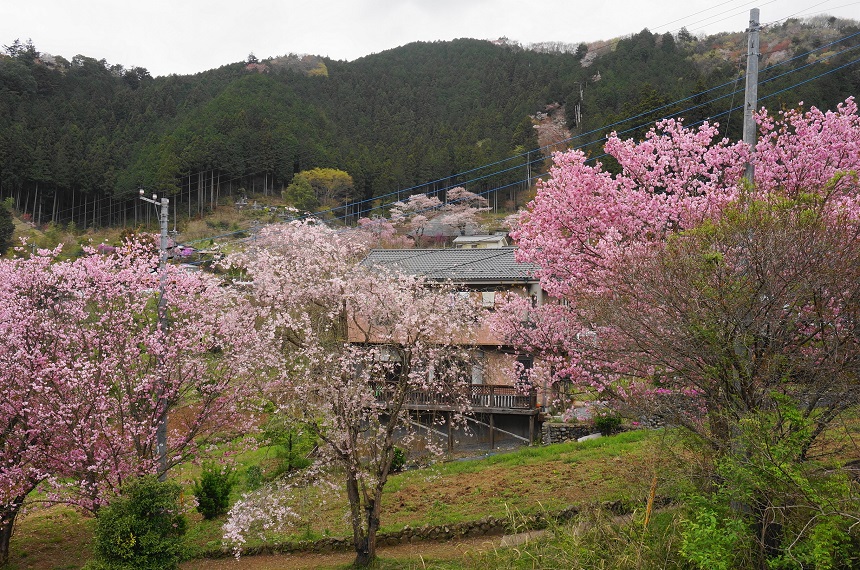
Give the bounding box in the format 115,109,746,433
593,409,623,435
282,176,318,212
390,446,406,473
680,400,860,569
88,475,187,570
680,500,748,570
262,419,316,477
35,221,63,250
285,167,354,211
0,199,13,256
191,463,236,520
244,465,264,491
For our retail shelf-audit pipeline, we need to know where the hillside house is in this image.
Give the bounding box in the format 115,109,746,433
451,233,510,249
356,245,546,448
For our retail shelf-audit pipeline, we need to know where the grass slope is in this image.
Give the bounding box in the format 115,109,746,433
9,430,680,569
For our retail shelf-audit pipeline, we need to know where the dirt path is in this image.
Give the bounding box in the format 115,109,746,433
180,531,546,570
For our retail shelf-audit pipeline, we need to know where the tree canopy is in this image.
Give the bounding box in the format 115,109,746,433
0,237,260,564
495,98,860,566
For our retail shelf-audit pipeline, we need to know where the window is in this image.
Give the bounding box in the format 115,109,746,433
471,350,487,384
481,291,496,309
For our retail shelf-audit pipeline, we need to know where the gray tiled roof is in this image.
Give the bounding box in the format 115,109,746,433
362,247,539,283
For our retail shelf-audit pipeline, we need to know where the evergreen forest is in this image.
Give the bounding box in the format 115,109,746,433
1,15,859,229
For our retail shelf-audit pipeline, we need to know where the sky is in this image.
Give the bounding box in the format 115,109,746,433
1,0,858,77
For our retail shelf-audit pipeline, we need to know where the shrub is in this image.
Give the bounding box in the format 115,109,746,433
681,401,860,569
593,410,622,435
192,463,236,520
390,446,406,472
261,421,315,477
680,500,748,570
88,475,187,570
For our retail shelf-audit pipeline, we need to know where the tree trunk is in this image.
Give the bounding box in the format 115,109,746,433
346,472,367,565
353,501,380,568
346,469,383,568
0,497,25,566
33,182,39,226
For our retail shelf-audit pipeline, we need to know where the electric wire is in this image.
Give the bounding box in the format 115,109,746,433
327,48,860,225
25,14,860,250
49,22,860,232
324,25,860,218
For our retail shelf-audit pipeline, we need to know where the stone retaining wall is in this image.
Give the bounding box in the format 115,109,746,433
234,515,511,557
541,422,592,444
204,506,585,559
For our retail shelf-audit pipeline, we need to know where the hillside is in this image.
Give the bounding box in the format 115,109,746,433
0,15,858,230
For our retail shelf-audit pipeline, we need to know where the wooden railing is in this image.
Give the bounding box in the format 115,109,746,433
372,382,537,412
468,384,536,410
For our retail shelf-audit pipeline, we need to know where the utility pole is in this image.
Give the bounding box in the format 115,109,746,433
139,189,170,481
743,8,761,183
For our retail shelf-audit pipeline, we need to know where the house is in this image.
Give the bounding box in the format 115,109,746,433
358,245,546,448
451,233,510,249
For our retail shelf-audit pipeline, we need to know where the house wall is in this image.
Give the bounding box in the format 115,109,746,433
464,283,543,346
472,349,559,412
345,274,552,408
478,350,517,385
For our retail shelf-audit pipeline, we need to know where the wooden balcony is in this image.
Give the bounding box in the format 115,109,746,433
373,383,539,416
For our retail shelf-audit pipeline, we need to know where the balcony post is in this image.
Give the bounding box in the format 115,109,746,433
489,413,495,450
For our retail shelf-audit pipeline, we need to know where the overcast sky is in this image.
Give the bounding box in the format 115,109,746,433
2,0,858,77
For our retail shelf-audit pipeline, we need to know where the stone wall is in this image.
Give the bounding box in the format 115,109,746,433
226,516,514,558
541,422,592,444
206,507,585,559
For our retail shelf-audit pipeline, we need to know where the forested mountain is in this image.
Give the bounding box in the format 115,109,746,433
1,15,858,228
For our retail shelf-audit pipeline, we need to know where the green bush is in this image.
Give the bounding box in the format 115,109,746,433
262,421,315,477
680,500,748,570
680,400,860,569
593,410,623,435
88,475,187,570
192,463,236,520
390,446,406,472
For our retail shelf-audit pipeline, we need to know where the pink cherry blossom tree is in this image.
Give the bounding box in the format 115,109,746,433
223,222,479,567
495,98,860,564
496,98,860,447
390,186,489,244
0,238,260,564
355,216,413,248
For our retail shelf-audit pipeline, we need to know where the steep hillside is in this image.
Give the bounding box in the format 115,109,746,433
0,15,858,229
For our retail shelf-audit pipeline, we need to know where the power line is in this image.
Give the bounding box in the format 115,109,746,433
649,0,755,32
37,16,860,250
246,35,860,235
30,15,860,232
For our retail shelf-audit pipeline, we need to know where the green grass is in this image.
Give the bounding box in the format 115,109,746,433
11,429,675,569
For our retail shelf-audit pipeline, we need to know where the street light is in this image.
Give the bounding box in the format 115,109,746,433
139,188,170,480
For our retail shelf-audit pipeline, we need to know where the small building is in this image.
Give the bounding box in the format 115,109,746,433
359,247,545,448
452,233,510,249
